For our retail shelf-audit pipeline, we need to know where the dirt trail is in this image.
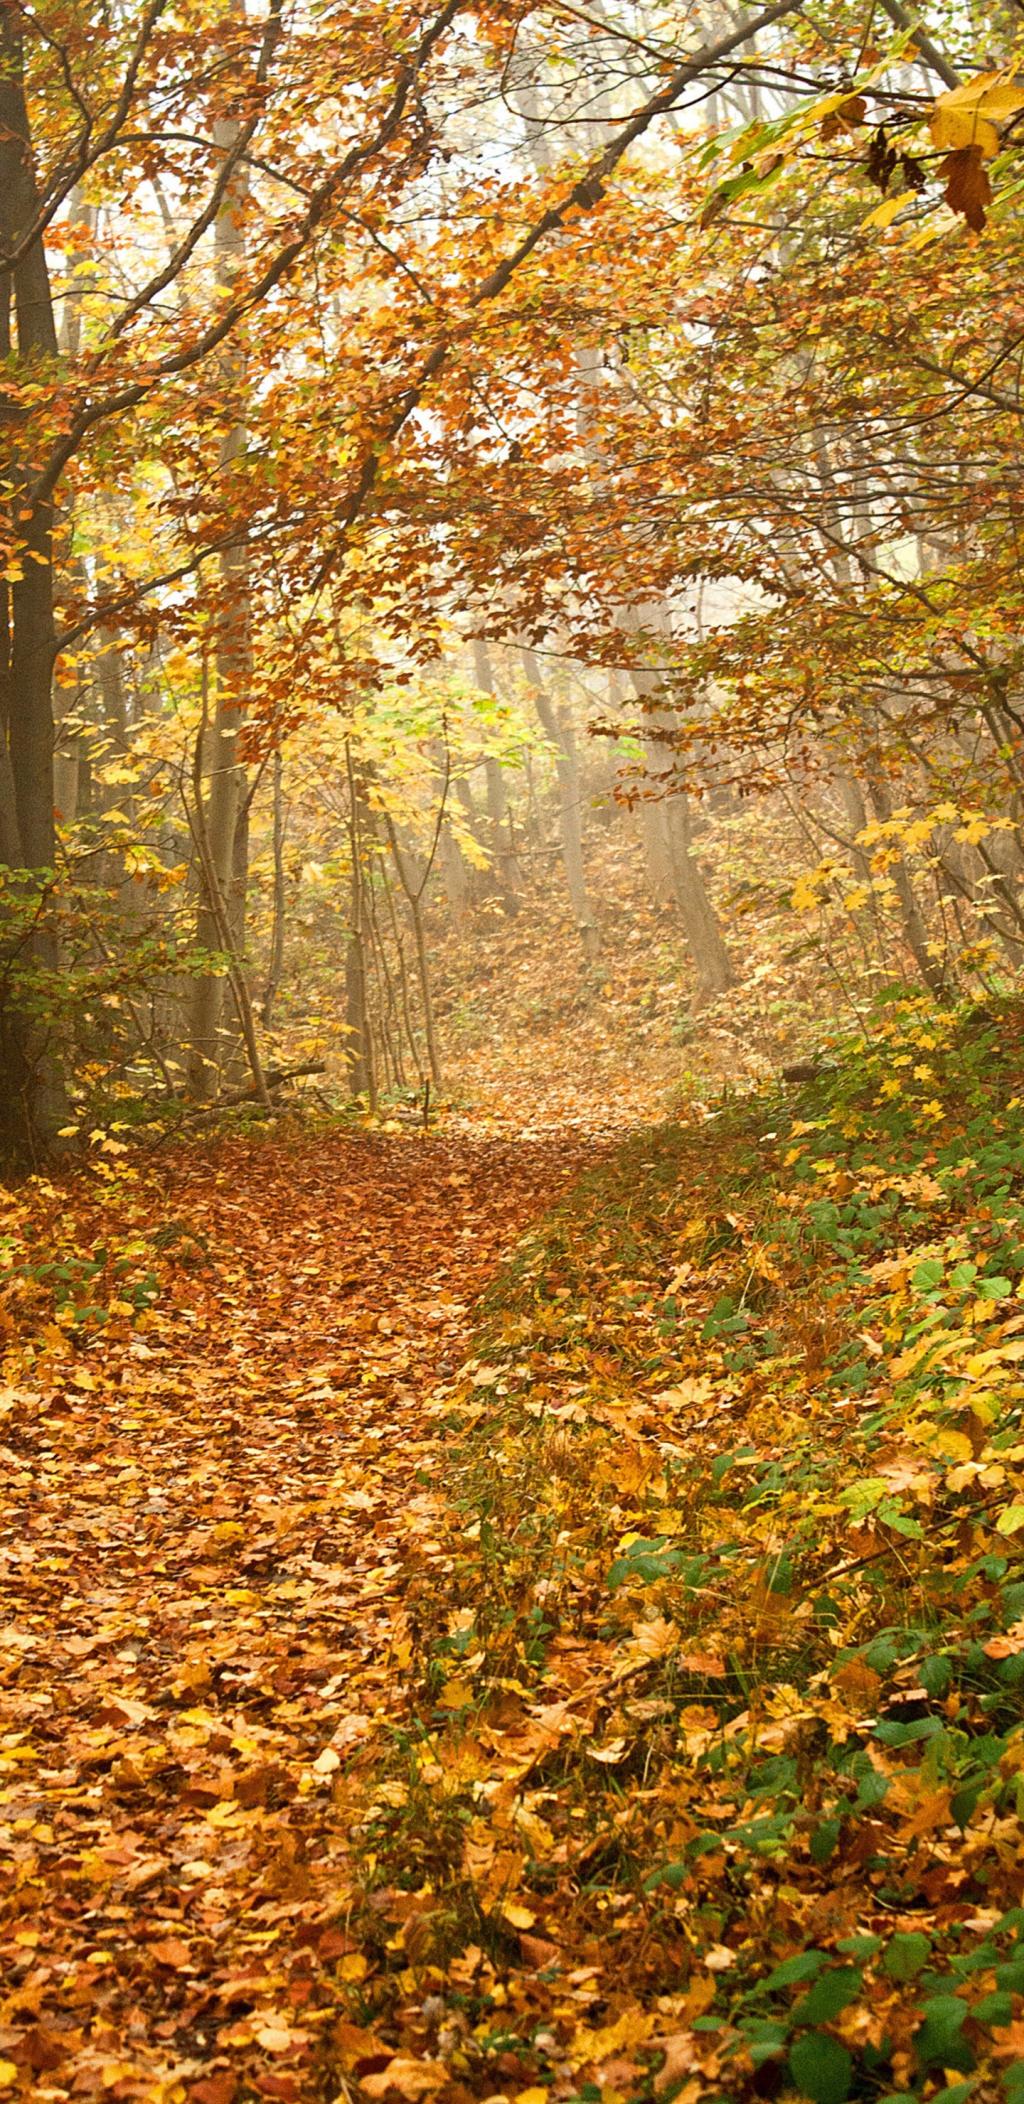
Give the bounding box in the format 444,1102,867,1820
1,1128,596,2102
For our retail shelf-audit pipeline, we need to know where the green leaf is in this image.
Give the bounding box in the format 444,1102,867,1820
978,1276,1013,1300
765,1950,828,1990
913,1258,945,1290
887,1511,925,1539
995,1503,1024,1537
915,1995,972,2073
791,1968,863,2026
952,1780,983,1826
883,1931,932,1981
788,2031,852,2104
874,1715,944,1747
837,1933,882,1958
809,1818,842,1864
920,1653,953,1697
1002,2062,1024,2104
606,1538,682,1588
742,2019,789,2066
644,1859,687,1890
949,1262,978,1290
971,1990,1012,2025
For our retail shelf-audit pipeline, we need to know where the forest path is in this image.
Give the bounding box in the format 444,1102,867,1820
1,1126,600,2101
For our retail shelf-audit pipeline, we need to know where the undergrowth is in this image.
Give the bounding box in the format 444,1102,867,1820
349,991,1024,2104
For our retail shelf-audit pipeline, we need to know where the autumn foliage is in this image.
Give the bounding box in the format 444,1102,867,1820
5,0,1024,2099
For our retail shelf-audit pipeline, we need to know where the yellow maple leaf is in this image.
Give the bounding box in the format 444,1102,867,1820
936,70,1024,120
929,104,1000,156
437,1677,475,1709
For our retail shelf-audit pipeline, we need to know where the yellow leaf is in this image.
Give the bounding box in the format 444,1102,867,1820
0,2064,17,2091
502,1901,537,1929
791,872,823,910
862,193,907,230
932,1430,974,1463
936,71,1024,119
570,2011,654,2069
929,105,1000,157
947,1461,983,1492
205,1800,242,1827
361,2057,446,2100
437,1677,474,1709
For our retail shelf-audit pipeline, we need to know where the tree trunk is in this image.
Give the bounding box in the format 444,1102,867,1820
660,786,735,1000
0,35,57,873
187,109,252,1100
262,746,287,1027
867,777,950,999
834,774,872,879
621,602,733,999
437,815,470,921
471,641,520,911
382,811,443,1089
521,648,599,958
186,690,269,1111
631,724,732,1000
0,7,65,1159
344,742,376,1107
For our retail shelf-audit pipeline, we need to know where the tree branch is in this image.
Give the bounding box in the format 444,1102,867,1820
874,0,962,90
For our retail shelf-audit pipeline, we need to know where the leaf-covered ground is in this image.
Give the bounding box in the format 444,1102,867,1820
366,998,1024,2104
0,1127,595,2103
6,999,1024,2104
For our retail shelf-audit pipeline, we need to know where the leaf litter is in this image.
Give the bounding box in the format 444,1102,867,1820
0,1127,595,2103
7,1001,1024,2104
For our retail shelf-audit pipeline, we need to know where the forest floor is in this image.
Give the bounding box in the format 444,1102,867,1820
427,827,802,1132
5,996,1024,2104
0,1126,599,2103
285,819,832,1134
